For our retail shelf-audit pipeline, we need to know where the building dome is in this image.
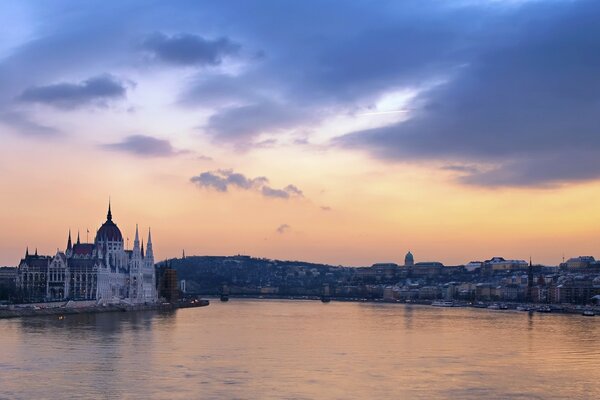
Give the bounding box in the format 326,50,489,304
405,251,414,266
95,202,123,242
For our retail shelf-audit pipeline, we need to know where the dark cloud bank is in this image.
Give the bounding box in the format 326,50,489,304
180,0,600,188
2,1,600,187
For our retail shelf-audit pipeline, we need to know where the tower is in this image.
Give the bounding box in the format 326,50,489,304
66,230,72,252
146,228,154,260
527,257,534,303
405,251,414,267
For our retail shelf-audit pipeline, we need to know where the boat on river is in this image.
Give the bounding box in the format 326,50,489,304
432,301,455,307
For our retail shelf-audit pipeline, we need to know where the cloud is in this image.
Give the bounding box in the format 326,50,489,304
3,0,600,188
0,111,59,137
441,165,480,174
320,206,332,212
276,224,291,234
141,32,240,66
102,135,183,157
261,185,303,199
190,169,303,199
18,74,128,109
204,101,312,143
334,0,600,187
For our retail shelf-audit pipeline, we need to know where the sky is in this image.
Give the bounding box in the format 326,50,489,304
1,0,600,267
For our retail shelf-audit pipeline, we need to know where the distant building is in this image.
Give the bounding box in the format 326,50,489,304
485,257,528,271
418,286,440,299
411,262,443,278
16,203,157,304
404,251,414,267
157,264,179,303
561,256,595,269
353,263,399,283
465,261,483,272
0,267,17,284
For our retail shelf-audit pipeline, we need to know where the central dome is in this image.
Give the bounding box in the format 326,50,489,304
96,220,123,242
95,202,123,242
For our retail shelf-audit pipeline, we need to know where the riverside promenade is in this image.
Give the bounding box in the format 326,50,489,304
0,298,209,319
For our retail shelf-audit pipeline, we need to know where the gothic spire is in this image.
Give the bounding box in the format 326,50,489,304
141,239,145,259
77,230,81,245
25,246,29,257
146,228,154,259
133,224,140,255
107,198,113,221
67,229,72,251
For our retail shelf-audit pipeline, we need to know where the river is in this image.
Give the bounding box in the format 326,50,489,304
1,299,599,399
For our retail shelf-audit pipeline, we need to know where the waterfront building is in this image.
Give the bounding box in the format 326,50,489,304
157,264,179,303
0,266,18,287
16,203,157,304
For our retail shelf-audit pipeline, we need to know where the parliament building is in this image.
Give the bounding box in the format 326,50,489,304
16,203,157,304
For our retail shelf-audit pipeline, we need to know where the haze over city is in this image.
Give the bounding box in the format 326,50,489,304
2,0,600,267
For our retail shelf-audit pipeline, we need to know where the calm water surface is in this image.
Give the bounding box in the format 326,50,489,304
1,300,599,399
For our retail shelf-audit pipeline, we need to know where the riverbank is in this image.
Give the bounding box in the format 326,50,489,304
202,294,598,316
0,299,209,319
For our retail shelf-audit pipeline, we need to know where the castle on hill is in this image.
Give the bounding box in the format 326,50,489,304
16,202,157,304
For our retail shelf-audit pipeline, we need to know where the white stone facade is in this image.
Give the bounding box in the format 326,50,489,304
17,204,157,304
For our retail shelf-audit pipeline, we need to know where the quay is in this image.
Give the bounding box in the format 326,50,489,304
0,298,209,320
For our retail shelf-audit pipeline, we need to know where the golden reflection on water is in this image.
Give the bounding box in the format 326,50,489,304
1,300,599,399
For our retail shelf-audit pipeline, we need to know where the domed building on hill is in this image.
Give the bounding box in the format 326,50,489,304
404,251,415,267
17,202,157,304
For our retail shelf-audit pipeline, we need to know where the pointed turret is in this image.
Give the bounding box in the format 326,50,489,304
25,247,29,258
35,248,38,256
146,228,154,259
141,239,145,259
107,198,113,221
67,229,72,251
527,257,534,303
77,230,81,245
133,224,141,256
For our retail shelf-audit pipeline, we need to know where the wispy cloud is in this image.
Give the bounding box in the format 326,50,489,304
141,32,240,66
0,111,59,136
18,74,129,109
276,224,291,234
190,169,304,199
102,135,184,157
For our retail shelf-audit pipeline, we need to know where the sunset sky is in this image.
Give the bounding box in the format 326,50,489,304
2,0,600,266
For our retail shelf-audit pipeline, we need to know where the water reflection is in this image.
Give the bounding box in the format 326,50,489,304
0,301,598,399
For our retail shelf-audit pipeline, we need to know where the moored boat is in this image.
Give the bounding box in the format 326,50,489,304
432,300,454,307
582,309,595,317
